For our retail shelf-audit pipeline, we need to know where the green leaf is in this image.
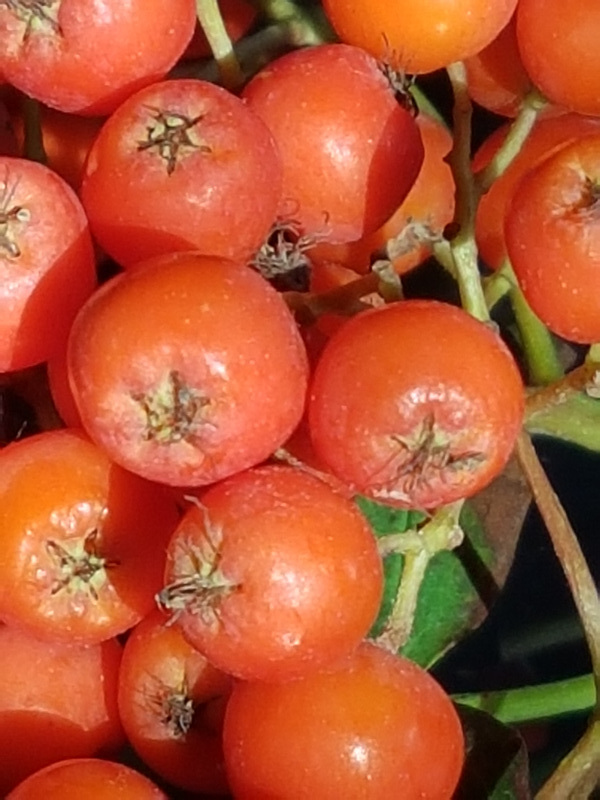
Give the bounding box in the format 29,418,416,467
358,457,531,668
526,391,600,453
354,496,426,535
453,705,531,799
355,496,426,639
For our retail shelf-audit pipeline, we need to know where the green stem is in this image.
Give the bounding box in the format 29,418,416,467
376,502,464,653
411,84,449,129
453,673,595,726
249,0,336,46
195,0,245,90
445,61,489,322
474,89,547,194
482,263,512,310
523,357,600,450
377,547,430,653
174,11,331,84
21,96,46,165
431,238,457,278
506,260,564,385
250,0,311,20
517,431,600,797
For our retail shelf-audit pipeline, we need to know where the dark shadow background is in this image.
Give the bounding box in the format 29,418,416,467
433,435,600,792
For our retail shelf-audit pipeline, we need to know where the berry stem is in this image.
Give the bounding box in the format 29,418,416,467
516,432,600,681
376,501,464,652
516,431,600,798
524,352,600,450
453,672,594,725
177,1,333,84
505,260,564,386
284,271,382,323
482,261,512,309
21,95,47,165
474,89,547,194
195,0,245,90
537,719,600,799
445,61,489,322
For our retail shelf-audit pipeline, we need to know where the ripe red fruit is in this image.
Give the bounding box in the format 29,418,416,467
81,78,282,267
516,0,600,116
118,609,233,794
464,11,534,117
0,428,179,644
159,464,383,681
6,758,167,800
242,43,424,244
505,134,600,343
321,0,518,75
67,252,308,487
309,111,455,275
0,156,96,373
309,300,524,509
473,112,600,271
223,641,465,798
0,0,197,115
0,626,125,796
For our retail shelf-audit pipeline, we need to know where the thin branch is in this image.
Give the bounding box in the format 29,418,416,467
445,61,489,322
454,673,595,726
474,90,547,195
195,0,245,90
516,432,600,685
516,431,600,799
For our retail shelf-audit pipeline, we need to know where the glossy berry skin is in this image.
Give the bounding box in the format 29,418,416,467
0,628,125,797
242,43,424,244
464,11,533,117
6,759,167,800
0,0,196,116
309,300,524,510
223,641,465,799
0,428,179,644
0,156,96,372
517,0,600,116
118,609,233,795
67,252,308,487
473,112,600,271
159,464,383,682
81,79,282,267
309,111,455,276
505,134,600,343
321,0,518,75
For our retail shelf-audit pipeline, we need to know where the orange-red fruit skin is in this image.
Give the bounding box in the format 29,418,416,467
163,465,384,682
309,300,524,509
505,134,600,343
516,0,600,116
242,43,424,244
6,758,167,799
473,112,600,271
0,0,197,116
0,428,180,644
67,252,308,487
0,627,125,796
0,157,96,373
81,79,282,267
223,641,465,799
118,609,233,795
321,0,518,75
